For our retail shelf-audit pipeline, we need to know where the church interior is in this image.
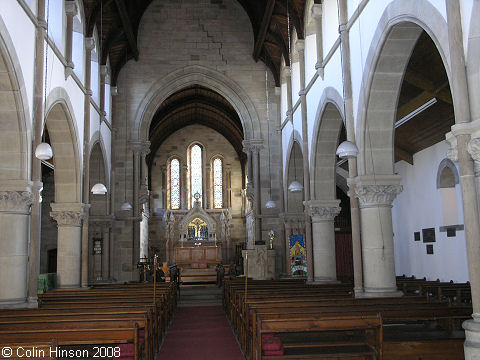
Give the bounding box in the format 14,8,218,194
1,0,480,359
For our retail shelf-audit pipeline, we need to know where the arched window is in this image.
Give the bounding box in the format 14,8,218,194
436,158,460,226
190,144,203,206
213,158,223,209
169,158,180,210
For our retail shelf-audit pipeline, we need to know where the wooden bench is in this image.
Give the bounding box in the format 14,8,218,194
255,313,383,360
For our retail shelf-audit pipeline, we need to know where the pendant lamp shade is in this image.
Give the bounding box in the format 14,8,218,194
91,183,107,195
265,200,277,209
336,141,359,159
35,142,53,160
120,201,133,211
288,180,303,193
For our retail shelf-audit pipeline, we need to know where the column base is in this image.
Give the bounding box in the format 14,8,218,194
56,285,90,290
360,287,403,298
463,317,480,359
354,288,365,297
0,298,37,309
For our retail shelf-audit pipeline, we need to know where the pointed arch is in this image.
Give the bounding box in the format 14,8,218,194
355,0,452,176
135,65,260,142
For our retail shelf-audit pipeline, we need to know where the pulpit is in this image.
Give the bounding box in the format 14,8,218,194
242,245,276,280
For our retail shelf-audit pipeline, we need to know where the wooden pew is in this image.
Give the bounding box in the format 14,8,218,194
255,313,383,360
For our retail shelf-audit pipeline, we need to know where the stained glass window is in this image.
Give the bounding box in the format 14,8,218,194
170,158,180,209
190,145,202,206
213,158,223,208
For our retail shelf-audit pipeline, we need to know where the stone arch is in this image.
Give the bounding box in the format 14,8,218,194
285,130,304,213
0,15,31,181
436,158,459,189
355,0,452,176
89,130,109,189
45,88,81,203
310,87,345,200
135,65,260,142
466,0,480,124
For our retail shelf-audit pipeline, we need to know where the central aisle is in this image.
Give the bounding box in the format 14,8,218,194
157,305,245,360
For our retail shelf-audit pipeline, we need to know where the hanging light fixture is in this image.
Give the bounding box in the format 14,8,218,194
91,2,107,196
336,140,359,159
265,69,276,209
120,46,132,211
285,2,303,194
35,0,53,160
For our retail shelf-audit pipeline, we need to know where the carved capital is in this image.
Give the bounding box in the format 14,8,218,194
311,4,323,19
355,185,403,207
447,146,458,162
308,205,341,221
468,138,480,163
50,203,88,227
100,65,109,78
0,191,33,214
130,140,151,156
295,40,305,52
282,67,291,78
85,37,96,51
65,1,78,16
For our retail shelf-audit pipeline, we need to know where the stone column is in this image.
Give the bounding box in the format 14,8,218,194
276,85,287,274
338,0,363,295
355,178,403,297
64,1,77,78
251,140,263,243
307,200,341,282
283,67,293,121
181,164,187,209
100,65,107,114
311,4,324,78
297,40,314,283
445,1,480,356
51,203,87,289
205,163,210,209
468,138,480,220
81,37,95,288
0,187,33,306
102,221,112,280
28,0,46,304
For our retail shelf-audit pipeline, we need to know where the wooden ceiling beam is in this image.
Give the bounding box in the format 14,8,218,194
113,0,139,60
253,0,276,61
86,0,114,37
403,72,452,104
394,146,414,165
396,80,450,120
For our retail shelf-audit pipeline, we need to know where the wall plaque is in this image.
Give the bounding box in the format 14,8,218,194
422,228,436,243
426,244,434,254
414,232,420,241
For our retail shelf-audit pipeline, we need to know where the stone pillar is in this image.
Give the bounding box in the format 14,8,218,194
81,37,95,288
284,218,292,273
307,200,341,282
100,65,108,114
355,177,403,297
445,1,480,356
28,0,46,304
101,222,112,280
338,0,363,295
181,164,187,209
205,163,210,209
283,67,293,120
468,138,480,220
297,40,314,283
311,4,324,78
51,203,87,289
0,187,33,306
276,85,287,275
251,140,263,243
64,1,77,78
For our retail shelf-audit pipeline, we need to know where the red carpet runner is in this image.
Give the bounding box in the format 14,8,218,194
157,306,245,360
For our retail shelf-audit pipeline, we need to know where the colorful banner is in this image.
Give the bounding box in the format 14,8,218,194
289,234,307,276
